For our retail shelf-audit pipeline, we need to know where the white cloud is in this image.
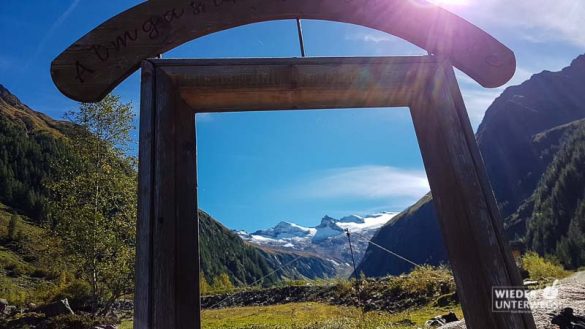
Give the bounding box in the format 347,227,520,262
499,0,585,47
345,32,395,44
455,0,585,47
290,165,429,200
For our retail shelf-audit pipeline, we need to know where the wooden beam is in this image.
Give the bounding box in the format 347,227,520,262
135,60,156,329
51,0,515,102
135,61,200,329
409,59,536,329
156,57,437,112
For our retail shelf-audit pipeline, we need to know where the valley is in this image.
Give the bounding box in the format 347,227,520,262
1,49,585,329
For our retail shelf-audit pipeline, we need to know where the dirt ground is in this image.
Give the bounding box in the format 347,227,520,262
440,271,585,329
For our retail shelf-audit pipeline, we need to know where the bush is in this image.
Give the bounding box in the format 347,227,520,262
52,280,93,311
521,252,570,282
211,273,234,293
5,262,26,277
8,214,19,240
399,265,454,296
45,314,116,329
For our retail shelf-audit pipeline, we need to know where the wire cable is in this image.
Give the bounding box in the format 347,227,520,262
350,231,421,268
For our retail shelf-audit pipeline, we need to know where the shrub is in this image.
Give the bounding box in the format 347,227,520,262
521,252,570,282
52,280,93,311
400,265,454,296
44,314,116,329
211,273,234,293
8,214,18,240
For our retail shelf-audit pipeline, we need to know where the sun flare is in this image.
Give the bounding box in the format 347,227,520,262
428,0,469,7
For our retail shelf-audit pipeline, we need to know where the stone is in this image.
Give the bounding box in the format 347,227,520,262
35,298,74,317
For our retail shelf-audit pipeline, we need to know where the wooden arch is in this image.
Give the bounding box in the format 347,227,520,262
51,0,516,102
51,1,537,329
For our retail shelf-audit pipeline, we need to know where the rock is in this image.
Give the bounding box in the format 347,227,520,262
35,298,74,317
425,312,459,327
551,308,585,329
434,292,458,307
0,299,8,315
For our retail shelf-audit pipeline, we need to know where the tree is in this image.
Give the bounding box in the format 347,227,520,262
47,94,137,314
8,213,18,240
212,273,234,292
200,272,211,296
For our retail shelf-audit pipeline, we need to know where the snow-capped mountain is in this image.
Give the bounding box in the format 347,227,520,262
237,212,397,275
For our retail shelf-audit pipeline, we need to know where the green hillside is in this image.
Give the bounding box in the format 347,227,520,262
0,84,336,305
0,85,71,223
358,54,585,277
0,202,66,305
199,210,336,287
524,121,585,268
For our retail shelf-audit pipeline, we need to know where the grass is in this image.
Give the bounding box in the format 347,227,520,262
121,302,462,329
0,202,71,306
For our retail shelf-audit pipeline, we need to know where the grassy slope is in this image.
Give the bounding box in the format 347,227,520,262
121,302,463,329
0,202,64,305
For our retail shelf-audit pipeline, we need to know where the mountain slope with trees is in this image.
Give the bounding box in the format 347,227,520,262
357,54,585,277
0,85,335,308
0,84,72,222
199,210,336,287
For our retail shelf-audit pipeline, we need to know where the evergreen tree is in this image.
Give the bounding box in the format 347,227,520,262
200,272,211,295
8,213,18,240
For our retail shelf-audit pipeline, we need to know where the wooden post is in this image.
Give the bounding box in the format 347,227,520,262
135,60,200,329
409,59,536,329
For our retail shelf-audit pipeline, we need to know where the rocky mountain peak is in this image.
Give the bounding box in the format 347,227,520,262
569,54,585,71
319,215,338,227
0,84,24,109
339,215,365,224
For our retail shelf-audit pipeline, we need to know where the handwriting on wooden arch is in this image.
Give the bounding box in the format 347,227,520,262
51,0,516,102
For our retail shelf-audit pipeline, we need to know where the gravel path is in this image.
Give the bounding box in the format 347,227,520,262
440,272,585,329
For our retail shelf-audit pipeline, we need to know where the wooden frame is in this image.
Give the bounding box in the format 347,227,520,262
136,56,536,329
51,0,516,102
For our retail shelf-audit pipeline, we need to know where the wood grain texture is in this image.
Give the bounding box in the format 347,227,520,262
409,59,536,329
135,56,531,328
51,0,515,102
134,60,156,329
135,64,199,329
156,57,437,111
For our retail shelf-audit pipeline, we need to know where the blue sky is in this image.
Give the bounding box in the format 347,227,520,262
1,0,584,231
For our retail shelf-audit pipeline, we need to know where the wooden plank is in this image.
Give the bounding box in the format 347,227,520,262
149,66,199,329
51,0,515,102
152,66,177,329
134,60,155,329
409,59,536,329
158,57,436,111
174,93,200,329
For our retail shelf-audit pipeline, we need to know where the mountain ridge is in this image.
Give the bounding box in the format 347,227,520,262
238,212,397,274
357,53,585,277
0,84,336,287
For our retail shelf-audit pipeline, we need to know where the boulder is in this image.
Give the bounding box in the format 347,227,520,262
425,312,459,327
0,299,7,314
35,298,74,317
